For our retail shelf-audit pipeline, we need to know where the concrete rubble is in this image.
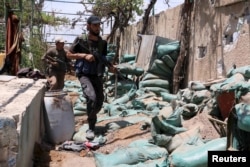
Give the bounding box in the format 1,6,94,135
0,75,46,167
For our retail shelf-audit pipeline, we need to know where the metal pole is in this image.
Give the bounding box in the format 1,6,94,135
31,0,34,37
19,0,22,30
4,0,7,25
114,73,118,99
44,0,94,4
4,0,8,53
110,16,112,32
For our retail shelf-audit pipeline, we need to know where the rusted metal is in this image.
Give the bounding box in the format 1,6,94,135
217,91,235,120
173,0,193,94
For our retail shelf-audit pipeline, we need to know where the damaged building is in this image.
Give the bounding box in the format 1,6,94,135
120,0,250,86
1,0,250,167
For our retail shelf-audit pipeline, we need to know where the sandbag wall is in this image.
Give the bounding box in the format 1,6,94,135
104,52,144,104
139,41,180,95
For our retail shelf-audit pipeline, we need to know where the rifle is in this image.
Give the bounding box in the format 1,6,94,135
77,37,128,81
77,38,137,99
44,55,74,73
45,55,65,64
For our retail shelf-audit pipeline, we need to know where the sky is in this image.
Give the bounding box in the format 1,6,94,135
43,0,184,44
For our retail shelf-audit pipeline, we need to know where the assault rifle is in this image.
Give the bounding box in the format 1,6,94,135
45,55,65,64
92,50,130,81
44,55,74,72
77,37,127,80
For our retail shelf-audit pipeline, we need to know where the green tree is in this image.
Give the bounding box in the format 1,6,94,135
82,0,144,42
79,0,144,63
0,0,70,72
20,0,69,71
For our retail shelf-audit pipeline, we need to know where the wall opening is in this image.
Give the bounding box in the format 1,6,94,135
210,0,215,6
198,46,207,58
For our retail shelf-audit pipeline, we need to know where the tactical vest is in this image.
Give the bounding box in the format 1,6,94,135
74,35,105,77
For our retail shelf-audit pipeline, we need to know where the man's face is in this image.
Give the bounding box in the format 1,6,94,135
88,23,101,36
56,42,64,50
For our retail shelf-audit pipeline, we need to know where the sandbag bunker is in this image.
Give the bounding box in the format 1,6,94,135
44,40,250,166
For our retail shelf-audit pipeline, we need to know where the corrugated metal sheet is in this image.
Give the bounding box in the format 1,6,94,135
135,35,176,71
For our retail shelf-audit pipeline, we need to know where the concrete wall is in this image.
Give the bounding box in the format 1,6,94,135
119,0,250,84
189,0,250,82
120,6,182,57
0,76,46,167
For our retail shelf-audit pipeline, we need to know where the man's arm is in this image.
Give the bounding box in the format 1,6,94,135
66,36,95,62
67,51,97,63
66,51,88,59
42,50,58,67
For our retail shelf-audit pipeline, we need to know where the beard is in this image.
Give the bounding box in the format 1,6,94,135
90,30,100,36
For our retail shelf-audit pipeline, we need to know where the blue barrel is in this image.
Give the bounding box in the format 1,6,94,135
44,91,75,144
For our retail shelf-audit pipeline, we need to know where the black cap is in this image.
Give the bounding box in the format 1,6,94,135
87,15,102,24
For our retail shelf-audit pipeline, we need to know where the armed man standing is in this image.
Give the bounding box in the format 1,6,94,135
67,15,116,140
42,37,71,91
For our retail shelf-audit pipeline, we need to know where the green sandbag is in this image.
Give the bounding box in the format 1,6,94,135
181,103,199,118
166,126,200,153
131,99,146,110
127,60,135,65
114,158,168,167
161,108,183,127
142,72,169,81
161,92,178,102
106,56,114,62
118,64,144,76
178,88,194,103
94,140,168,167
73,124,88,141
142,87,170,95
107,52,115,57
73,109,87,116
79,95,86,102
103,104,127,116
107,44,116,52
106,81,136,92
188,81,206,91
63,87,77,93
170,137,227,167
191,90,211,105
235,103,250,132
171,136,205,155
169,50,179,62
120,54,136,63
160,54,176,69
146,102,162,110
116,89,130,96
64,80,81,88
148,59,172,78
117,81,137,90
151,115,186,135
227,65,250,79
210,73,245,92
139,79,169,89
112,88,137,104
112,94,130,104
73,102,86,111
157,41,180,57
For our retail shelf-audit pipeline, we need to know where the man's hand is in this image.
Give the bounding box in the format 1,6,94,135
50,61,59,67
108,65,117,73
46,59,58,66
84,54,95,62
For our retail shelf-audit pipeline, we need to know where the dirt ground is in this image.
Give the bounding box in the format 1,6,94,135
34,110,222,167
33,75,222,167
